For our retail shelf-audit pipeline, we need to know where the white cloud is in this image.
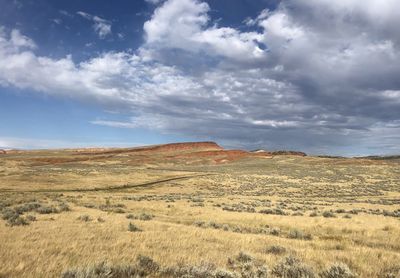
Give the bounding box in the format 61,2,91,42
143,0,265,62
244,9,269,26
1,0,400,154
59,10,73,17
52,18,62,25
259,12,304,41
9,29,36,49
77,11,112,39
90,120,138,129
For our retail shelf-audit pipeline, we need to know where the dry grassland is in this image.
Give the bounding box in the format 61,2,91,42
0,147,399,277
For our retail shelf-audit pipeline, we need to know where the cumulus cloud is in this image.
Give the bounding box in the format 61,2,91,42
0,0,400,155
77,11,112,39
8,29,36,49
143,0,266,62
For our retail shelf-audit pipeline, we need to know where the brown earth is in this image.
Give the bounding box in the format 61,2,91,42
72,142,272,164
1,142,309,165
1,142,399,278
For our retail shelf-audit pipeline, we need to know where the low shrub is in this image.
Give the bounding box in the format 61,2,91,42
335,209,346,214
1,208,19,220
14,202,41,214
26,215,36,222
138,213,153,221
320,263,357,278
136,255,160,274
77,215,92,222
322,211,336,218
270,227,281,236
265,245,286,255
378,266,400,278
128,222,142,232
62,252,269,277
208,221,222,229
36,206,59,214
7,215,29,226
272,256,315,278
259,208,287,215
288,229,313,240
58,203,70,212
112,208,125,214
62,260,146,278
125,213,153,220
227,251,268,278
97,217,105,222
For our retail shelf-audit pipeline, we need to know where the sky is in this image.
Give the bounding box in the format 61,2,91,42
0,0,399,156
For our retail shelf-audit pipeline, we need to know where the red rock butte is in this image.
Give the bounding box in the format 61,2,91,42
70,141,307,165
1,142,308,166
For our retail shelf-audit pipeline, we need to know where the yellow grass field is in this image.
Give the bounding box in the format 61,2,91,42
0,145,399,277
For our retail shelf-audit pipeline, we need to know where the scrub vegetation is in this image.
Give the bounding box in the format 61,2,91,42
0,143,399,277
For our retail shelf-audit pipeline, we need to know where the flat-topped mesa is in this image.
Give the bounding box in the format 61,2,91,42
72,141,223,155
145,141,223,152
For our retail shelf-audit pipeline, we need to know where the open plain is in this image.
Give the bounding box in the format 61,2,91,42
0,142,399,277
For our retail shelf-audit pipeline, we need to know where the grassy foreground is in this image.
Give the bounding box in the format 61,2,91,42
0,147,399,277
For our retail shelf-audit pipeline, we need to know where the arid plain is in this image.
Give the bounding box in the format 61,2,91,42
0,142,399,277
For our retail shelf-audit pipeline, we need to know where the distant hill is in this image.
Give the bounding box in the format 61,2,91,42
251,149,307,156
0,142,313,165
356,155,400,160
73,141,223,155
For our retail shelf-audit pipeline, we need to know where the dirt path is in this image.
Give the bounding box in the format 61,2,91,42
0,173,215,193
